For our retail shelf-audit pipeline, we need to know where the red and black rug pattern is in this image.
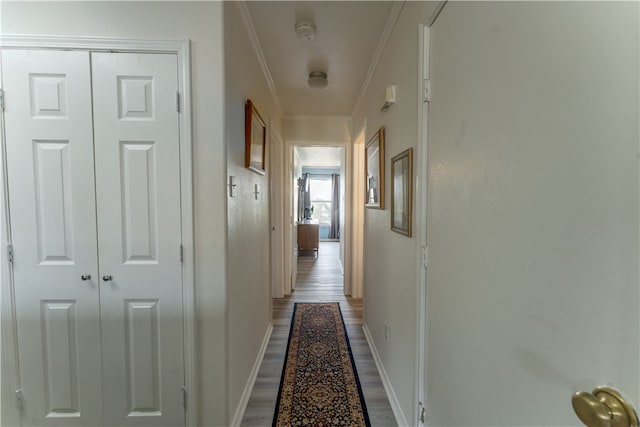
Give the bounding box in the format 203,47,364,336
273,302,370,427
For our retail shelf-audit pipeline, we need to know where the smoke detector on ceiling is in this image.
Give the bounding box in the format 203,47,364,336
295,22,316,40
308,71,328,89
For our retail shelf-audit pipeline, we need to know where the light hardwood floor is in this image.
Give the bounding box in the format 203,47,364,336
241,242,397,427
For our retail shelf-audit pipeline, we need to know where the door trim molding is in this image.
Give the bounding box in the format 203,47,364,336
350,122,366,299
415,24,431,427
0,78,22,427
0,35,197,427
285,140,352,298
1,35,187,53
269,125,285,299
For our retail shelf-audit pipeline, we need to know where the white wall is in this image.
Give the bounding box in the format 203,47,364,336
224,2,282,422
351,2,439,423
1,2,228,425
284,116,352,144
426,2,639,425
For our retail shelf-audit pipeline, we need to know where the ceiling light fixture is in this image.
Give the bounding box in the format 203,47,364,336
295,22,316,40
308,71,328,89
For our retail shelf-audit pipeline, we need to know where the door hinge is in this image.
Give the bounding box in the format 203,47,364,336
423,79,431,103
176,91,180,113
0,89,5,111
181,386,187,410
418,401,426,424
179,244,183,263
7,244,14,264
421,246,428,269
15,389,23,412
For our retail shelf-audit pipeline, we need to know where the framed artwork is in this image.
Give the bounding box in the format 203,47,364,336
245,99,267,175
391,148,413,237
365,126,385,209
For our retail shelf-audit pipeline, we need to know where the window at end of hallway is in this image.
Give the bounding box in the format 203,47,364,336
309,178,332,225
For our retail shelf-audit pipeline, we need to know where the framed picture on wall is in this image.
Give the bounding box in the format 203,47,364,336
391,148,413,237
365,126,385,209
245,99,267,175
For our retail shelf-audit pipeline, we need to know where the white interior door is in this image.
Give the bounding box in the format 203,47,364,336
426,2,639,425
91,52,184,427
2,49,103,426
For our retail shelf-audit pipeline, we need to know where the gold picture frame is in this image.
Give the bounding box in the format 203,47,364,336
365,126,385,209
245,99,267,175
391,148,413,237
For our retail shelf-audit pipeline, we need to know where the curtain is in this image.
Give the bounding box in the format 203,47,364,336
297,177,304,221
300,173,311,220
329,174,340,239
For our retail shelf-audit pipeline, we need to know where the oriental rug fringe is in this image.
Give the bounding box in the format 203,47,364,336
273,302,370,427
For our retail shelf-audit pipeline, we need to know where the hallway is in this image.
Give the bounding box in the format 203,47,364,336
1,2,637,426
241,242,396,426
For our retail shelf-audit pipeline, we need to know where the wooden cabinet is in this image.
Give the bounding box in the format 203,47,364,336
298,221,320,254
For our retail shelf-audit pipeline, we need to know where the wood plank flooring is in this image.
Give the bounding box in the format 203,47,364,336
241,242,397,427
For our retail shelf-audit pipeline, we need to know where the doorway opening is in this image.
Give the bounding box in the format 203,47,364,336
276,138,365,302
293,147,346,287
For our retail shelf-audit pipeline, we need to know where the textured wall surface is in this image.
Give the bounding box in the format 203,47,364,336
224,3,283,423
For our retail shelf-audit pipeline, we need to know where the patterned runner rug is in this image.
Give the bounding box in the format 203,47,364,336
273,302,370,427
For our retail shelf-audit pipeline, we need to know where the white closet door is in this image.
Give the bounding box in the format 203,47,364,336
1,50,102,426
91,52,184,427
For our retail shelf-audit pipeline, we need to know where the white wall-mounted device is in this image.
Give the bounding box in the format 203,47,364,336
381,85,396,111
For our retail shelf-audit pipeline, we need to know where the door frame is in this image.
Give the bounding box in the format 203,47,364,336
351,123,366,299
0,36,196,427
0,63,21,426
415,3,446,425
284,139,352,296
415,23,431,426
269,124,285,298
285,143,297,295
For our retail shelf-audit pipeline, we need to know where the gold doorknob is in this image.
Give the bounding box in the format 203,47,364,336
572,387,639,427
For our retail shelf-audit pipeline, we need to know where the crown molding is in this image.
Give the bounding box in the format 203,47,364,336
236,1,284,118
428,1,448,27
351,1,405,117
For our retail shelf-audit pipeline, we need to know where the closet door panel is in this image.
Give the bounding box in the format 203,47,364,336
1,49,102,427
91,52,184,427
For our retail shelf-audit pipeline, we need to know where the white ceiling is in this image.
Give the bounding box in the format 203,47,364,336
246,1,394,116
296,147,343,167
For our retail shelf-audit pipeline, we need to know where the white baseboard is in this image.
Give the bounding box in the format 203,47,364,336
230,323,273,427
362,324,408,427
